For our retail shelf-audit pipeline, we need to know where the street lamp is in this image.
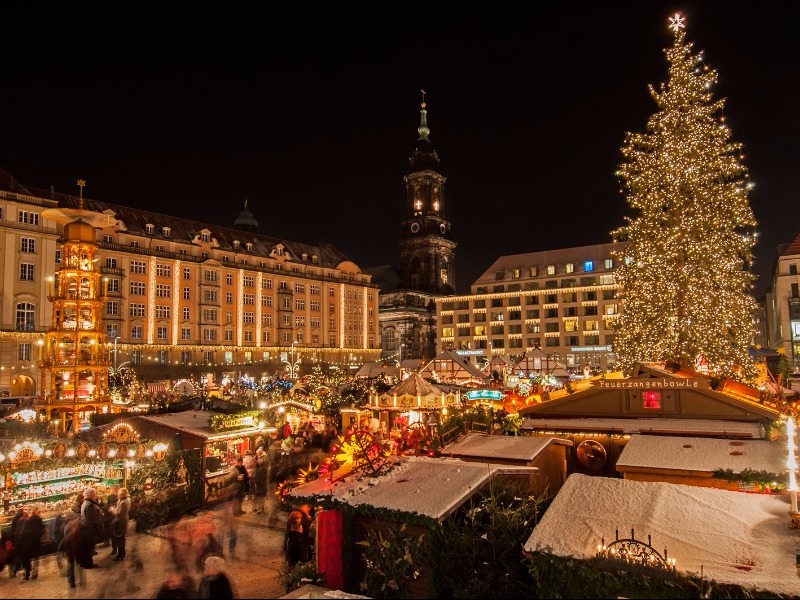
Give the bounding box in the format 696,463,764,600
114,336,121,371
399,343,405,365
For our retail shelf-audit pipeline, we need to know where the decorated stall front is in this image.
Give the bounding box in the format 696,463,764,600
0,422,170,525
125,410,275,505
369,372,461,434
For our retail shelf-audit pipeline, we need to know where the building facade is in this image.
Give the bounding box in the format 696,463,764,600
435,242,624,373
764,231,800,369
0,170,381,398
368,96,456,363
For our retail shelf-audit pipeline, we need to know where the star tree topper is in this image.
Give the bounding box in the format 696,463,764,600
669,13,685,33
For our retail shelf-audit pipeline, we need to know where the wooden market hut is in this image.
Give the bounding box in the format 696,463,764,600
513,347,569,378
288,455,538,598
111,410,275,505
417,349,488,386
524,474,800,597
614,434,787,492
368,372,460,432
518,361,781,477
442,432,572,496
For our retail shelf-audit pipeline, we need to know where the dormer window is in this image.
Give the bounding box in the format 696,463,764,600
301,253,308,262
162,227,171,238
311,255,318,264
145,224,154,234
246,243,253,252
233,240,240,249
201,233,210,243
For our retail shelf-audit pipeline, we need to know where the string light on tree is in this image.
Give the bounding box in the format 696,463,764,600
611,13,758,382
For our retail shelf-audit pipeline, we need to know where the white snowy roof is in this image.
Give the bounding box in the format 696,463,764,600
521,417,764,438
288,455,537,522
443,433,571,462
616,434,786,475
524,474,800,596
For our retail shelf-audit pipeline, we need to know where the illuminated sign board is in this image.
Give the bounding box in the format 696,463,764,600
456,350,485,356
465,390,503,401
592,377,709,390
570,345,612,352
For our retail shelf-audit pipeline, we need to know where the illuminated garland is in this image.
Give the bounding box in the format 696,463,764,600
208,410,261,433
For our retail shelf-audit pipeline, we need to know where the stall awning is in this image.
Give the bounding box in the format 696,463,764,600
147,383,167,394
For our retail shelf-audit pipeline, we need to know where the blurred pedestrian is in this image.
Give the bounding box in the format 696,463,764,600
111,487,131,560
79,487,104,568
197,555,234,600
232,458,248,515
242,449,257,505
253,447,269,515
9,506,27,577
155,567,196,599
17,505,44,581
285,511,309,567
102,485,119,548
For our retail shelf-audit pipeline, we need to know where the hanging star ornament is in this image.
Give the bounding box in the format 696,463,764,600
669,13,685,33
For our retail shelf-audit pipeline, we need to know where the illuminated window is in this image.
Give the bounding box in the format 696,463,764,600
641,391,661,410
604,258,613,269
565,263,574,274
584,260,594,272
546,265,555,275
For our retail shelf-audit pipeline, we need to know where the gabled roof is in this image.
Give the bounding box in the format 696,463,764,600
514,349,568,375
781,231,800,257
418,349,487,382
355,361,399,379
482,354,513,374
385,372,445,398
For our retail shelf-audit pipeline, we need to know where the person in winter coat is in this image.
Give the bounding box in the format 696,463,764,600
111,487,131,560
253,447,269,515
17,505,44,580
284,511,310,567
197,555,234,600
9,506,28,577
242,450,257,501
79,487,104,568
232,458,248,515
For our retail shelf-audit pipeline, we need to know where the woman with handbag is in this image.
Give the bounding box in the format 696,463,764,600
111,487,131,561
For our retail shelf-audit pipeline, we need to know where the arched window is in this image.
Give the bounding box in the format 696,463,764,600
16,302,35,331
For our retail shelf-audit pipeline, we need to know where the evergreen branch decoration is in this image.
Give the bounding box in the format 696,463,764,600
711,467,786,487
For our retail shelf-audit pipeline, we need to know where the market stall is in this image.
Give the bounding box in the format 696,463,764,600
0,422,168,525
122,410,276,505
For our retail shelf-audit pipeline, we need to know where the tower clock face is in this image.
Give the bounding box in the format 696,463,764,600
439,223,446,234
410,222,420,233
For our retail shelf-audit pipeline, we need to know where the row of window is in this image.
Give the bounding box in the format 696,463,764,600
453,334,615,351
497,259,614,281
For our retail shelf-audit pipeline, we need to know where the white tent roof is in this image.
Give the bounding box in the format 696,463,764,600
524,474,800,596
616,434,786,475
289,455,537,522
443,432,571,462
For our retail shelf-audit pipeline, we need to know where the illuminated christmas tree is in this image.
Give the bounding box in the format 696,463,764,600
612,13,758,382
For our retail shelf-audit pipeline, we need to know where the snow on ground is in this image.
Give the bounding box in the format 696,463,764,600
290,455,534,521
616,434,786,474
525,474,800,597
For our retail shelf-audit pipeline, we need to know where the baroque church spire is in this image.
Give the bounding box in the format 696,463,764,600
418,89,430,141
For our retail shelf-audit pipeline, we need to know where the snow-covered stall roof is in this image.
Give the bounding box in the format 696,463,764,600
524,474,800,596
443,432,572,462
354,361,399,379
521,417,765,438
616,434,786,475
289,455,537,522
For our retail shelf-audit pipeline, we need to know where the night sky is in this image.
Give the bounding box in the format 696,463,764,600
1,2,797,297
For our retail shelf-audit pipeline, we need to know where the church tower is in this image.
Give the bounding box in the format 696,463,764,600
398,93,456,294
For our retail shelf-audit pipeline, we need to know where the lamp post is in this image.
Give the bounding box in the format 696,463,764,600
114,336,121,371
399,343,404,365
